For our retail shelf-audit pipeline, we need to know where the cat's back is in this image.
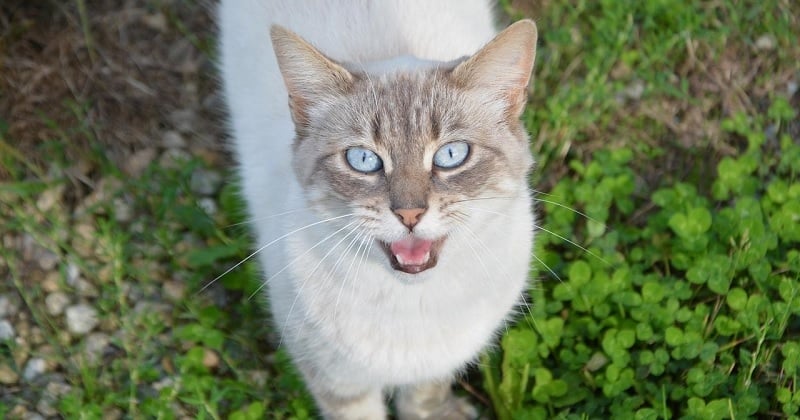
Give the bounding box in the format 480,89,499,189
219,0,497,65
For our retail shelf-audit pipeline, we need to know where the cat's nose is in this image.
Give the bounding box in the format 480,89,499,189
393,207,427,229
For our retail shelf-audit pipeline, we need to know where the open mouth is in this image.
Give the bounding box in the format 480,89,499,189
379,236,445,274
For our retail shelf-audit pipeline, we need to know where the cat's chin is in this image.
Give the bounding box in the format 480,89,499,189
379,237,446,275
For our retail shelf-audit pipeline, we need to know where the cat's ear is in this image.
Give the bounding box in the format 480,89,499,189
270,25,354,126
451,19,537,120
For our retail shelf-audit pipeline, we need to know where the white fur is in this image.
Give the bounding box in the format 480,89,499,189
218,0,534,411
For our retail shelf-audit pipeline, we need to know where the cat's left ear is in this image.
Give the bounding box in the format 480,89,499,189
270,25,354,126
451,19,538,120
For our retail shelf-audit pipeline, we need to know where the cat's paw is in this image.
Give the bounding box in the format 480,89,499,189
434,395,479,420
395,383,479,420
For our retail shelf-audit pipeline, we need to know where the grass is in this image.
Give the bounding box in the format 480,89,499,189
1,0,799,418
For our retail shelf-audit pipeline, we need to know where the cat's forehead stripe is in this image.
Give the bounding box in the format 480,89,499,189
363,73,454,148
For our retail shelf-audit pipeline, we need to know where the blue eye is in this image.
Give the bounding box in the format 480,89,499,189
433,141,470,169
345,147,383,173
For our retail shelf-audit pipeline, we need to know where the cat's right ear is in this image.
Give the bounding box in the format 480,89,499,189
270,26,354,126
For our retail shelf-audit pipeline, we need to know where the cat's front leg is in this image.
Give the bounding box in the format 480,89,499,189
395,381,479,420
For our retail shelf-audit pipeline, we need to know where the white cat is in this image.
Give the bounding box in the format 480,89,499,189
218,1,537,418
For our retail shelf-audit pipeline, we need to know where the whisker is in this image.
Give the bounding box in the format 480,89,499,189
280,221,364,344
461,206,510,219
223,205,352,229
334,229,371,322
453,217,532,331
532,197,607,228
534,224,610,266
197,213,356,294
246,219,360,300
222,208,313,229
449,195,515,204
348,233,374,307
530,252,563,283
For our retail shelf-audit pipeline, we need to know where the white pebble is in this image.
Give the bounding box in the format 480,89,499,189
0,294,12,317
190,169,223,196
45,292,70,316
83,333,111,365
0,319,14,340
22,358,47,381
65,304,99,335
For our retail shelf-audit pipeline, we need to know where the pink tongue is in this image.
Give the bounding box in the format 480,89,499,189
390,237,433,266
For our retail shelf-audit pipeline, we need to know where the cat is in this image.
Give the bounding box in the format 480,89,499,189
218,1,537,418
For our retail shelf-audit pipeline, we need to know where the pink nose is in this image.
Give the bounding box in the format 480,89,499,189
393,208,426,229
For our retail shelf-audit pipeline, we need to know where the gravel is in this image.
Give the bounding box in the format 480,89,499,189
0,294,18,317
190,168,223,196
0,318,16,340
44,292,70,316
22,358,48,382
0,363,19,384
64,304,99,335
0,3,237,418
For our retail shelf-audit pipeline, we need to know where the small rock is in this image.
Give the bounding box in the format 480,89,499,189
65,304,99,335
37,381,70,418
162,130,187,148
76,177,123,215
133,301,171,317
44,292,70,316
83,333,111,365
0,363,19,384
245,369,269,388
41,272,61,293
103,408,124,420
755,34,776,51
169,109,197,133
97,265,114,284
113,198,134,223
34,381,68,416
125,148,158,178
203,349,220,369
141,12,168,32
73,278,99,298
8,405,29,419
36,400,57,417
197,197,218,216
22,235,59,270
36,184,65,213
190,169,223,196
26,413,45,420
623,79,645,101
765,123,779,142
0,319,14,340
22,358,47,381
68,263,81,285
29,327,45,346
36,249,59,271
152,376,177,391
159,148,192,169
163,280,187,301
11,343,30,370
72,223,97,258
0,294,19,317
788,80,798,97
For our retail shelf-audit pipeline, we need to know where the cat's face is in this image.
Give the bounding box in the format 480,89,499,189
271,22,537,274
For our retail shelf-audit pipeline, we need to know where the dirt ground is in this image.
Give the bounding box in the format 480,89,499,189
0,0,225,180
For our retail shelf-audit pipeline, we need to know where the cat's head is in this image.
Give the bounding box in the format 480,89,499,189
271,21,537,275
